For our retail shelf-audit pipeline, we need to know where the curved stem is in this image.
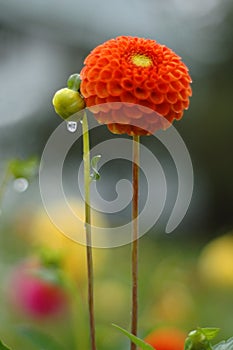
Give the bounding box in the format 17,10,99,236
82,112,96,350
131,135,140,350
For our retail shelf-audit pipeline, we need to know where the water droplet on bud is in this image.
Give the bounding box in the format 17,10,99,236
13,178,29,192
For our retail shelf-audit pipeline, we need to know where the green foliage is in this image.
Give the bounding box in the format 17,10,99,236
31,249,69,288
8,156,39,180
90,154,101,181
0,339,11,350
185,328,220,350
18,326,65,350
214,338,233,350
38,247,63,269
112,324,154,350
31,266,63,286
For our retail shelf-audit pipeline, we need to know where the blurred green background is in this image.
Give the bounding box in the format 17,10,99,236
0,0,233,349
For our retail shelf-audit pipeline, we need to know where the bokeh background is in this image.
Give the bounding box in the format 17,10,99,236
0,0,233,349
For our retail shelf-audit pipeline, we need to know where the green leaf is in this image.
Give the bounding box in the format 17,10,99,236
8,156,39,180
185,328,220,350
0,339,11,350
214,338,233,350
90,154,101,181
201,329,220,340
18,326,65,350
188,328,220,341
112,324,154,350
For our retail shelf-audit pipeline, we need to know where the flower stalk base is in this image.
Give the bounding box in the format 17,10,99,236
131,135,140,350
82,112,96,350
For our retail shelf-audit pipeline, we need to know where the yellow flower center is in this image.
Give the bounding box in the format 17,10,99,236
131,54,152,67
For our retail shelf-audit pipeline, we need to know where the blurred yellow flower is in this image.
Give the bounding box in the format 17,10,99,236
29,200,107,284
198,232,233,288
152,282,194,323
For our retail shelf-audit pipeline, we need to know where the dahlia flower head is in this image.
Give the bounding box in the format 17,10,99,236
80,36,192,136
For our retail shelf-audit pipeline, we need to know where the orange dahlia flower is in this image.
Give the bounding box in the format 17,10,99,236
80,36,192,136
144,328,186,350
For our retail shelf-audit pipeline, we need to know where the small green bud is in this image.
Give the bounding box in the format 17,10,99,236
184,328,220,350
67,73,81,91
52,88,85,119
90,155,101,181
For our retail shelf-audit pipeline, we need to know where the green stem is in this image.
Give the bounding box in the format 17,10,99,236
82,112,96,350
0,166,12,212
69,282,89,350
131,135,140,350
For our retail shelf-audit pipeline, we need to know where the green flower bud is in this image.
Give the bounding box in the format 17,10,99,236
67,73,81,91
52,88,85,119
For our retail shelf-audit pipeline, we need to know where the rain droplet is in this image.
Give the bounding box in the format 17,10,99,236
13,178,29,192
67,121,78,133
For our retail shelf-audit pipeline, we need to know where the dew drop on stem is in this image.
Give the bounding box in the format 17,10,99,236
67,121,78,133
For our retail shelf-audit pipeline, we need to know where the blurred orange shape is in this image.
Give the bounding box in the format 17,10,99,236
144,327,186,350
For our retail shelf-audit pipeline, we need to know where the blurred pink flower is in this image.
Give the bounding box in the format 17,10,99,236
7,259,68,319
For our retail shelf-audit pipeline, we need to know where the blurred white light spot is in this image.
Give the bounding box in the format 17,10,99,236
13,178,29,192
